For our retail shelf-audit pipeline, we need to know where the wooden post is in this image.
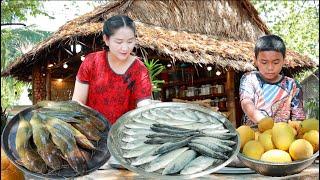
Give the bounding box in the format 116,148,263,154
226,68,236,127
32,62,46,104
32,68,36,104
46,69,51,100
58,49,61,64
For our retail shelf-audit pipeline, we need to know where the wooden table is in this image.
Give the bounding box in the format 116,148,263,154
76,161,319,180
11,105,317,180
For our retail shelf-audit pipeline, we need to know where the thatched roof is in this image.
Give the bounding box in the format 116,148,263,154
1,0,316,81
135,22,315,70
57,0,270,41
301,68,319,84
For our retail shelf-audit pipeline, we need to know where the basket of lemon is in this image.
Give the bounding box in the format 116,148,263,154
237,118,319,176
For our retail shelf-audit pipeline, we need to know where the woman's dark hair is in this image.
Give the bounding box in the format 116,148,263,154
254,35,286,58
102,15,136,37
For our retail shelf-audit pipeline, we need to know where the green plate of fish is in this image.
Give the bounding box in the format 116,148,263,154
108,102,240,179
1,101,111,179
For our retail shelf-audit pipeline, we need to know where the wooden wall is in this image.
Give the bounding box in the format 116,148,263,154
32,62,76,103
50,78,75,101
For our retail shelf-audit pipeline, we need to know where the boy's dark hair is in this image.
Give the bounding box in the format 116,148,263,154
254,35,286,58
103,15,136,37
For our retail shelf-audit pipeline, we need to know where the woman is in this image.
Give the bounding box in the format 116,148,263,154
72,15,152,125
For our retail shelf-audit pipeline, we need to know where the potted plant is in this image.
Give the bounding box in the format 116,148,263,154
143,59,165,100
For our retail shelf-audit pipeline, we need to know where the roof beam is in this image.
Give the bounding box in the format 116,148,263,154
63,47,75,56
48,54,82,72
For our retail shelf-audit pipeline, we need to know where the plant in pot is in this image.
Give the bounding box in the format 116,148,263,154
1,107,25,180
143,59,165,100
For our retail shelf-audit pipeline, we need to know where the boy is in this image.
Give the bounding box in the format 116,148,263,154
239,35,305,126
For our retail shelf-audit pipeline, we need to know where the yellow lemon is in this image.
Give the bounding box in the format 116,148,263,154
258,117,274,132
288,120,301,132
272,122,295,151
289,125,297,137
242,140,265,160
255,131,261,141
289,139,314,161
264,129,273,136
299,118,319,134
303,130,319,152
236,125,255,150
258,132,275,151
260,149,292,163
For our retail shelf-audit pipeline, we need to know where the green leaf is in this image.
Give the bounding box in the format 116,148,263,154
143,58,166,93
1,0,52,108
250,0,318,69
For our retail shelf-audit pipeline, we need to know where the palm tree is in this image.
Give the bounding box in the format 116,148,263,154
1,28,51,108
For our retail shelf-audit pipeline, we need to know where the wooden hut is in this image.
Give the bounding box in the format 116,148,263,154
301,69,319,101
1,0,316,127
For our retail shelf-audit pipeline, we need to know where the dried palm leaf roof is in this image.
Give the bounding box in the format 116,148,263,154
59,0,270,41
135,22,315,71
1,0,316,80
